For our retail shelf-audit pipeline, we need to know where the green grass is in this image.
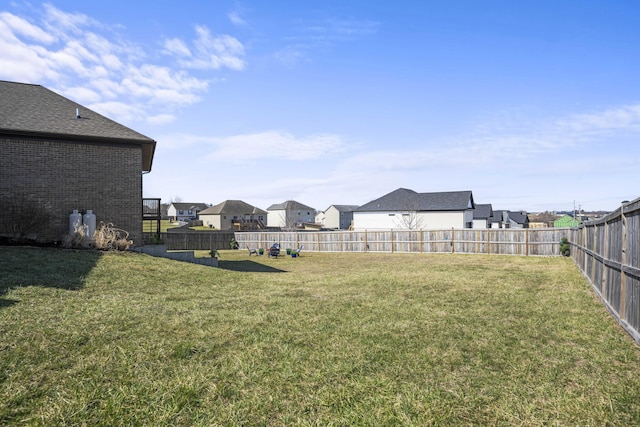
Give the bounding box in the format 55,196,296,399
1,247,640,426
143,219,217,233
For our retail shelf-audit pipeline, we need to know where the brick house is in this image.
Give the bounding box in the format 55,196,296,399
0,81,156,244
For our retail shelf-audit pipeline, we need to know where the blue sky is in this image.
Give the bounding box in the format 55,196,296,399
2,1,639,213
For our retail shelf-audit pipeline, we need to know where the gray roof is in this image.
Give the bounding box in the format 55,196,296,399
200,200,267,215
328,204,360,212
0,80,156,171
507,211,529,225
171,202,210,211
357,188,474,212
473,204,493,219
267,200,315,212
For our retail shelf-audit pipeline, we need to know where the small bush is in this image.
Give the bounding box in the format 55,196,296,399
560,237,570,257
0,194,53,243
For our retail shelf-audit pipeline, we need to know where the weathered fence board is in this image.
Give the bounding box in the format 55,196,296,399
570,197,640,344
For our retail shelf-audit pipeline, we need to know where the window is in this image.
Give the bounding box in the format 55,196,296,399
179,210,184,215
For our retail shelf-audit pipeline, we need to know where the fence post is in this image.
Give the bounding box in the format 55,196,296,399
451,227,455,254
620,202,628,320
365,230,368,252
391,229,394,253
526,228,529,256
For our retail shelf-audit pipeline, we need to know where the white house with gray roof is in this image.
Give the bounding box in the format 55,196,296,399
267,200,316,229
353,188,475,231
167,202,209,222
318,204,359,230
472,204,493,229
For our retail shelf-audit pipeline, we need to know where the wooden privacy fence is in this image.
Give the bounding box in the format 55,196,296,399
233,228,568,256
569,197,640,343
164,229,236,250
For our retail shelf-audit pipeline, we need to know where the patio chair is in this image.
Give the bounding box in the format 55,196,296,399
248,248,257,256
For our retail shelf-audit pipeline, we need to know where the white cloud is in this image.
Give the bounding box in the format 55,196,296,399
210,130,346,161
163,38,191,57
0,11,55,43
147,114,176,125
556,104,640,135
228,11,247,27
163,25,246,71
0,4,244,125
158,130,347,161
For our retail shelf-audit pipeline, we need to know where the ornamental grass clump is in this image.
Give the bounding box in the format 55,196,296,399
93,222,132,251
61,224,89,249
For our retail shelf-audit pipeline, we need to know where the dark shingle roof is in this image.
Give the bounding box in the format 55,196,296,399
330,204,359,212
0,80,156,171
507,211,529,225
200,200,267,215
473,204,493,219
357,188,474,212
267,200,315,211
171,202,210,211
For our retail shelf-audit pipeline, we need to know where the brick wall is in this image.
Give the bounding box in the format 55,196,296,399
0,136,144,244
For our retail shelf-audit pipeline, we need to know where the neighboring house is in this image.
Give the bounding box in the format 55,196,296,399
267,200,316,229
198,200,267,230
353,188,475,231
167,203,209,222
0,81,156,244
506,211,529,229
472,204,493,229
490,210,508,228
553,214,580,228
490,210,529,229
321,205,359,230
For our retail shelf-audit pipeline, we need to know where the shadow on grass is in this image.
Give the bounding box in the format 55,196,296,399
216,260,287,273
0,247,102,309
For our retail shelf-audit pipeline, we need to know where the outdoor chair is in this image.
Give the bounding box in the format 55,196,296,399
248,248,257,256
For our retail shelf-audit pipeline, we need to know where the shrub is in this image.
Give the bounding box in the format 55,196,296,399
560,237,570,257
0,194,53,243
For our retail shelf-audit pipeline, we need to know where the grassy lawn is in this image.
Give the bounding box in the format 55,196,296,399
143,219,217,233
1,247,640,426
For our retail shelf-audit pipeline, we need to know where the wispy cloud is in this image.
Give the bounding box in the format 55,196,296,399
556,104,640,136
228,10,247,27
163,25,246,71
273,16,378,66
332,102,640,195
0,4,245,126
159,130,347,162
